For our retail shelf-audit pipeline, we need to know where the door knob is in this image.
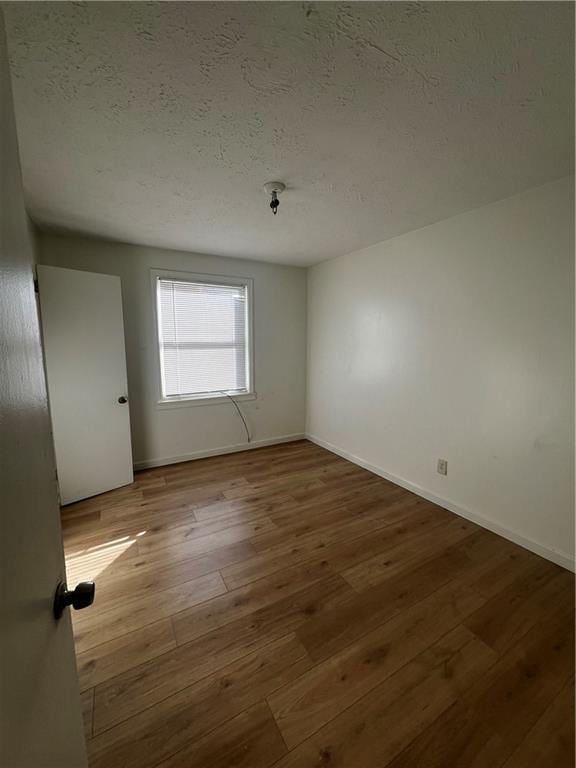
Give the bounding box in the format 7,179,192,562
118,395,128,404
54,581,95,619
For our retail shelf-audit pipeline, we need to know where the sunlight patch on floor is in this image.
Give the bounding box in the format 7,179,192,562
65,534,145,582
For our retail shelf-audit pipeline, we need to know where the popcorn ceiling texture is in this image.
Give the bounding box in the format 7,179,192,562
4,2,574,266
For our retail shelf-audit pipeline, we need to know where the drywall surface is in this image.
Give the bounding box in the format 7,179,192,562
38,233,307,467
307,177,575,568
5,2,574,264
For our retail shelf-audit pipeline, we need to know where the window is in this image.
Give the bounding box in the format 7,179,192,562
154,273,253,402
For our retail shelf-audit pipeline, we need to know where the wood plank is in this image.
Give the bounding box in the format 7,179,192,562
62,503,197,547
221,497,441,590
269,582,485,748
138,516,277,560
96,499,198,528
250,486,406,552
385,699,507,768
342,515,478,590
91,541,256,604
271,626,496,768
387,601,575,767
72,571,226,654
57,441,573,768
320,499,451,573
141,476,251,499
67,515,274,574
62,509,101,533
81,688,94,740
173,559,336,646
242,456,344,484
92,575,353,732
76,619,176,691
155,701,287,768
133,513,277,557
463,559,573,654
222,478,321,500
462,536,546,599
460,602,575,758
65,535,143,584
193,493,295,522
502,680,575,768
88,634,310,768
297,543,475,662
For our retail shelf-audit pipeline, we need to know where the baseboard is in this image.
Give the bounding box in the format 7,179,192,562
307,433,575,573
133,433,306,471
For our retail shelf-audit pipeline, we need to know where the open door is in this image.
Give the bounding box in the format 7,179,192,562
0,12,88,767
37,265,133,505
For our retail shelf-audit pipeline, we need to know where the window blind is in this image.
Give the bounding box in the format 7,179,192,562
157,278,249,399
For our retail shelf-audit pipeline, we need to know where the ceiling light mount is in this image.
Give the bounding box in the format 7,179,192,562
264,181,285,215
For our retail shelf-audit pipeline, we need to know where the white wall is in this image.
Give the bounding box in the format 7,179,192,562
307,177,574,569
38,233,307,468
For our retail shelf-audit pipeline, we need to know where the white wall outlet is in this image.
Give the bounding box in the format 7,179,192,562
437,459,448,476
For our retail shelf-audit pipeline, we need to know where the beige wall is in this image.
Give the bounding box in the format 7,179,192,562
307,177,575,569
38,233,307,467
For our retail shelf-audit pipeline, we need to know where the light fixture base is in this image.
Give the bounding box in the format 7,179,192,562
263,181,286,196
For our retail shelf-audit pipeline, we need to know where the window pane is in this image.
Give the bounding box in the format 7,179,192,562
157,278,249,398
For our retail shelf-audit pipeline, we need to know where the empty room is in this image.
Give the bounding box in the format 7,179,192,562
1,2,574,767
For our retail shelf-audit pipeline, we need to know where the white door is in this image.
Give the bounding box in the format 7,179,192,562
37,265,133,504
1,8,88,764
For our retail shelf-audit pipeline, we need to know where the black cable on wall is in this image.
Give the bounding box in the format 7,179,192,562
220,391,252,443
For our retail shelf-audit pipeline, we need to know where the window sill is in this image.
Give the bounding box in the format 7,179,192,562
156,392,257,410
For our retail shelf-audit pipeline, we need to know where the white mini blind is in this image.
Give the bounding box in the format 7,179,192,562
157,278,249,399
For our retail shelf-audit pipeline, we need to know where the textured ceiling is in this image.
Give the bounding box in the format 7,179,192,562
5,2,574,266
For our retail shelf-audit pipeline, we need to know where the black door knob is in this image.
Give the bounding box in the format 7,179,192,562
118,396,128,404
54,581,95,619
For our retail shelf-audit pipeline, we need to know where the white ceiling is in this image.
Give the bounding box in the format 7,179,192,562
5,2,574,266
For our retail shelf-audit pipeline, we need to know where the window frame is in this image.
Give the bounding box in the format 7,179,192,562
151,269,256,409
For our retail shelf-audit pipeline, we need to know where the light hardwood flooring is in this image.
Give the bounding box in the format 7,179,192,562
61,440,575,768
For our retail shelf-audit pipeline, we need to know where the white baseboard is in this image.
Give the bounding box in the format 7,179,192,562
307,433,575,573
133,433,306,471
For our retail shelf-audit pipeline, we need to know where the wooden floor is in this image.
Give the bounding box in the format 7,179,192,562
62,440,575,768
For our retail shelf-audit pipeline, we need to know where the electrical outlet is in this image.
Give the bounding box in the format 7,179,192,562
437,459,448,476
